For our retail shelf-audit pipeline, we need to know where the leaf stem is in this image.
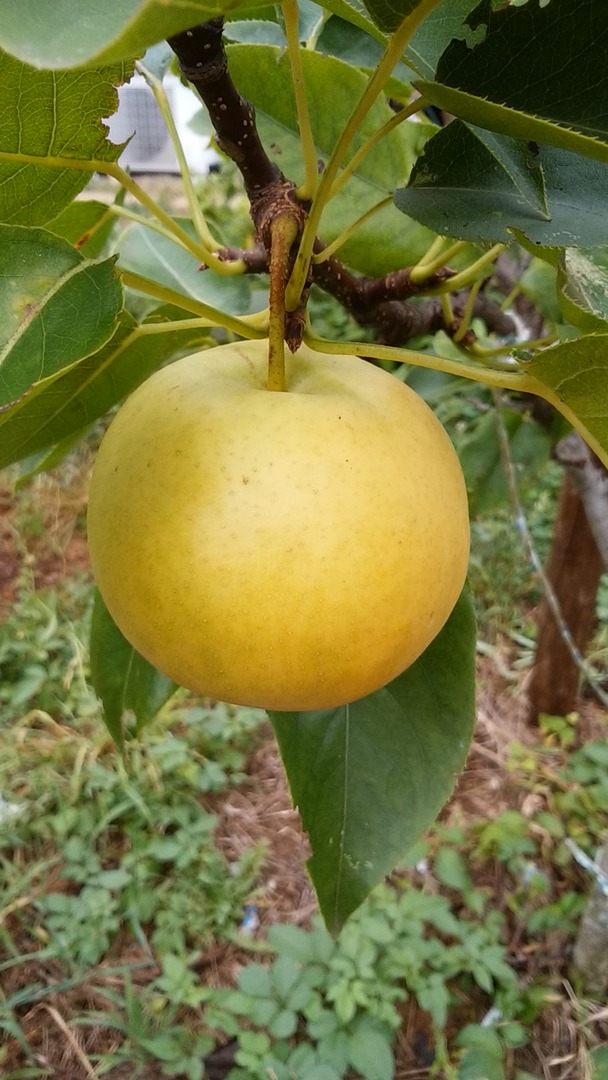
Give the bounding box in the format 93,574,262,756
0,149,249,274
430,243,506,293
441,292,454,328
471,333,558,358
413,234,445,268
285,0,445,311
312,196,394,262
119,270,269,338
328,97,429,201
303,331,533,390
109,205,198,253
135,59,244,276
268,214,300,391
453,279,482,343
0,148,248,275
409,240,467,284
283,0,318,201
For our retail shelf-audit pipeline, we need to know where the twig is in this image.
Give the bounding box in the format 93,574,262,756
168,20,307,248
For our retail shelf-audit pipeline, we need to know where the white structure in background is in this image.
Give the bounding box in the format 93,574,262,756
106,72,217,174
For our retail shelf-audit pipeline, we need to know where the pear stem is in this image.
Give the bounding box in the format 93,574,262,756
268,214,300,391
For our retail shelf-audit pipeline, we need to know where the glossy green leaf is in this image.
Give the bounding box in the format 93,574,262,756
270,588,476,933
90,589,177,746
0,309,211,470
0,0,271,70
558,249,608,332
0,49,130,225
115,220,254,314
0,226,122,408
225,44,434,274
415,0,608,165
524,334,608,464
395,121,608,247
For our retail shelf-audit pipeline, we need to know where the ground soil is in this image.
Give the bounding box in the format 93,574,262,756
1,467,608,1079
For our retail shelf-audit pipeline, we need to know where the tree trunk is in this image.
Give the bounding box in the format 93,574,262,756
527,472,604,721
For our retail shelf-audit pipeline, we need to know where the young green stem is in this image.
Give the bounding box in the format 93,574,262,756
283,0,318,201
430,243,506,293
453,279,482,343
471,333,558,357
136,60,223,253
119,270,269,338
0,150,246,273
268,214,300,391
313,196,394,263
328,97,428,201
409,241,467,285
303,331,532,390
285,0,444,311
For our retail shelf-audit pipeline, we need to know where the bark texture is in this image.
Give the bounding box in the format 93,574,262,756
527,472,604,720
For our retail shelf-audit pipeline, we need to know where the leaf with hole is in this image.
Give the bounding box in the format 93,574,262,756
415,0,608,165
0,49,130,225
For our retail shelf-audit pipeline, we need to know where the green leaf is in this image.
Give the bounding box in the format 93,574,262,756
591,1047,608,1080
456,1024,505,1080
269,1008,299,1038
116,219,254,314
360,0,433,35
89,590,177,745
0,0,272,70
558,249,608,331
0,225,122,408
46,200,117,258
320,0,386,44
315,17,413,94
268,923,334,964
396,121,608,247
347,1024,394,1080
0,50,130,225
434,846,472,891
0,309,210,470
406,0,479,79
225,44,434,274
524,334,608,465
415,0,608,165
238,963,274,998
270,588,476,933
459,408,551,518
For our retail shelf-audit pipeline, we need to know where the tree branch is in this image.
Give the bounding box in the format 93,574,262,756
169,20,518,351
168,20,308,248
